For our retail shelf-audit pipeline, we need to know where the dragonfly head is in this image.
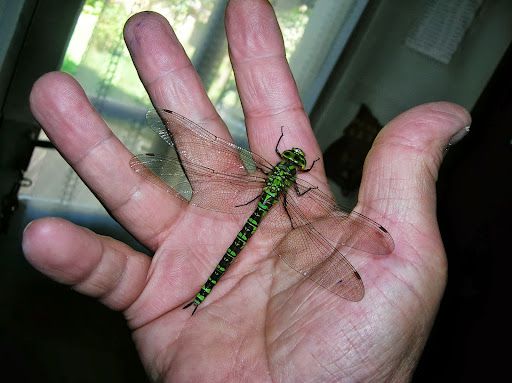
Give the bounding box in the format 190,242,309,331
282,148,307,170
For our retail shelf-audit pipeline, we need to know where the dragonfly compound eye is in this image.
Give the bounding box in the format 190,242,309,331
282,148,307,169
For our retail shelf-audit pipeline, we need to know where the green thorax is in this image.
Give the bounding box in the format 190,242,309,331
262,147,307,203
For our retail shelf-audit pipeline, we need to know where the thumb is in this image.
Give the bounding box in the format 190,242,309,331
348,102,470,381
357,101,470,298
360,101,471,229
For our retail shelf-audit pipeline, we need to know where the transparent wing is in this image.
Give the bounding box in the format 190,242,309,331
272,200,365,301
264,179,394,302
147,108,274,176
289,178,395,255
130,153,266,214
131,108,276,214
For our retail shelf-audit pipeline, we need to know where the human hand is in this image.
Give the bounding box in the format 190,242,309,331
23,1,471,382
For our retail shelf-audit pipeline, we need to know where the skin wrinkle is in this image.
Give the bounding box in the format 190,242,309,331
31,77,83,124
115,255,151,314
366,355,391,383
157,343,181,383
387,334,422,382
405,269,445,318
70,130,117,168
296,287,326,318
185,314,248,381
379,265,421,319
398,261,446,307
70,229,105,286
140,317,186,373
403,215,442,251
310,351,337,381
231,52,285,68
98,248,130,306
240,21,280,56
423,151,443,182
379,121,436,146
125,286,181,329
32,79,110,149
233,332,258,381
147,82,226,134
333,336,365,379
268,322,295,357
212,257,265,304
125,238,199,326
319,340,351,378
301,336,342,381
394,103,470,137
230,261,270,300
277,334,305,378
429,105,471,131
233,54,297,94
264,296,273,383
372,280,430,360
244,103,306,121
240,71,298,114
274,304,307,340
108,177,184,250
145,62,195,89
74,239,132,309
345,327,381,380
354,341,383,377
370,346,406,382
378,134,432,157
227,40,278,64
226,1,282,55
109,181,148,220
371,143,439,198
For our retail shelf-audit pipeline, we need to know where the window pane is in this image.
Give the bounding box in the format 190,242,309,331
20,0,362,214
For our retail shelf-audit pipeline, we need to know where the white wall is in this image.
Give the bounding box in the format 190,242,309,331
313,0,512,149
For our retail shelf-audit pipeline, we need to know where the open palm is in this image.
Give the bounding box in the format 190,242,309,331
23,1,471,382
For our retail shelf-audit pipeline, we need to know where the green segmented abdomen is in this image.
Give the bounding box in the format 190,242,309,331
190,195,276,307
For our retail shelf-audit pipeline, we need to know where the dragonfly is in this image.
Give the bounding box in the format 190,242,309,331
130,109,394,315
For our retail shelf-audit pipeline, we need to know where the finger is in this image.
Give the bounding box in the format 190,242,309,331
359,101,471,247
30,72,185,249
225,0,323,175
22,217,151,315
123,11,231,141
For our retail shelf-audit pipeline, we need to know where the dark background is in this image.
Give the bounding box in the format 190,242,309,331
413,42,512,382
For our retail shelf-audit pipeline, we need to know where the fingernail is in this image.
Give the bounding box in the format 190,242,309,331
448,125,470,146
23,220,34,235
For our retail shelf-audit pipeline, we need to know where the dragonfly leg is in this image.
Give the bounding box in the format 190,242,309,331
256,165,270,175
303,157,320,172
235,193,261,207
294,183,318,197
283,193,295,229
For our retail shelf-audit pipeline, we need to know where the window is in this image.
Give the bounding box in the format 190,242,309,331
20,0,365,220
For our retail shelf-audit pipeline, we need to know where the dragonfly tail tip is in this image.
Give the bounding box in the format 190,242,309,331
182,301,199,316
